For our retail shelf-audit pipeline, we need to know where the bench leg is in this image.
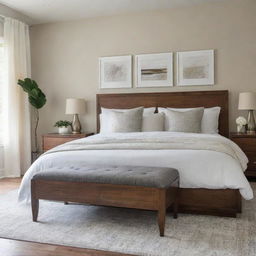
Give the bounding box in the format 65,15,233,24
158,190,166,237
31,180,39,222
32,198,39,222
158,208,165,237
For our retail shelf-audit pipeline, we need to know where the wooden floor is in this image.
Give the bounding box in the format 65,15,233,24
0,178,21,194
0,178,136,256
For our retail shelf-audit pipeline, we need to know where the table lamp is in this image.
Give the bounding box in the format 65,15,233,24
66,98,86,134
238,92,256,133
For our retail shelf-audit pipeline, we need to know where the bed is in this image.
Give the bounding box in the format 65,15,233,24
18,90,253,217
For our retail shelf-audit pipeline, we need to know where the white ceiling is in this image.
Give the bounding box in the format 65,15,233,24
0,0,226,25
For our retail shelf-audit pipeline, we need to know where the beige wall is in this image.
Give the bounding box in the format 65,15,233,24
30,0,256,142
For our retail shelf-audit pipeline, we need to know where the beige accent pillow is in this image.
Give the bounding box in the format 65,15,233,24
103,107,144,133
165,107,204,133
142,113,165,132
100,107,153,133
158,107,220,134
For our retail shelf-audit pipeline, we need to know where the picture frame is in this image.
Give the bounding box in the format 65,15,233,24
177,50,214,86
99,55,132,89
136,53,173,88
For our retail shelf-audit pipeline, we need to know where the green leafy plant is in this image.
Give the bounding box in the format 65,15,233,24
54,120,72,128
18,78,46,153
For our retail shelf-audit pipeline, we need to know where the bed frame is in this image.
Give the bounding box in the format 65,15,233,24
96,90,242,217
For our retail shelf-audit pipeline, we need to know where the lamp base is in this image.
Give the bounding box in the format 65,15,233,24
72,131,81,134
72,114,82,134
247,110,256,133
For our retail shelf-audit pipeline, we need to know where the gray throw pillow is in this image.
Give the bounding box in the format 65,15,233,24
165,107,204,133
107,107,144,133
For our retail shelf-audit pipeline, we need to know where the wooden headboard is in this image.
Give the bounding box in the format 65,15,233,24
96,90,229,137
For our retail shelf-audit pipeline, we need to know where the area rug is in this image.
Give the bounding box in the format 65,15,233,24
0,184,255,256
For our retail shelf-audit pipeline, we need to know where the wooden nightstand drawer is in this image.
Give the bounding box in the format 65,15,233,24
246,152,256,170
42,133,94,152
245,169,256,177
43,137,78,151
232,138,256,152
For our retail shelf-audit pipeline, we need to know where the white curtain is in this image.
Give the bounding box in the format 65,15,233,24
0,17,31,177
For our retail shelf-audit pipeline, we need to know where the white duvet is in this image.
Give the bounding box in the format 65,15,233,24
18,132,253,202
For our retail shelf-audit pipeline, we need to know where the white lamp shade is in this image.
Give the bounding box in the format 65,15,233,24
66,98,86,114
238,92,256,110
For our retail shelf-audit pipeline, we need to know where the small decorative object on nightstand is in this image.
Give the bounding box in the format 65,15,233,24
66,98,86,134
42,133,94,152
54,120,72,134
238,92,256,133
236,116,247,133
230,132,256,178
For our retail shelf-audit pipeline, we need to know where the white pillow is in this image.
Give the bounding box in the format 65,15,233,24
165,108,204,133
142,113,164,132
158,107,221,134
100,107,144,133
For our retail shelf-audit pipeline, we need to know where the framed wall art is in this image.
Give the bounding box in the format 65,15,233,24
136,53,173,88
177,50,214,86
99,55,132,89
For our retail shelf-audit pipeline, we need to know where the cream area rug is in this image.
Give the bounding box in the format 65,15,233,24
0,184,255,256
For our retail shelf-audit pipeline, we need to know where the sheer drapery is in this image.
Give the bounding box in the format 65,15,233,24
0,40,4,176
0,17,31,178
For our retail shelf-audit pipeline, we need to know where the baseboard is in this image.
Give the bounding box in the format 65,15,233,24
0,174,21,179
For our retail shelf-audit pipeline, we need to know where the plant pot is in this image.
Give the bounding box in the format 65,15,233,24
58,126,70,134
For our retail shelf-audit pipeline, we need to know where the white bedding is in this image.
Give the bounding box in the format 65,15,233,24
18,132,253,202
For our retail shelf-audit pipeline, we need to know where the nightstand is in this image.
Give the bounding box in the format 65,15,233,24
230,132,256,178
42,133,94,152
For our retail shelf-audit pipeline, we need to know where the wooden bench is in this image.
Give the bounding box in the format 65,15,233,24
31,165,179,236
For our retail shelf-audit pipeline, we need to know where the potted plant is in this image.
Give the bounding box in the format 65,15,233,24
18,78,46,162
54,120,72,134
